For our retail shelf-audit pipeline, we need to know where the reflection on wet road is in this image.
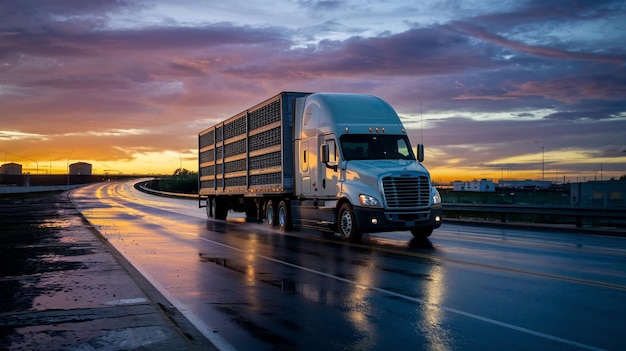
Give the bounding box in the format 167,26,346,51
71,180,626,351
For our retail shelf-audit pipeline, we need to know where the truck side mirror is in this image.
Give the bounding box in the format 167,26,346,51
416,144,424,162
321,144,329,163
320,143,337,171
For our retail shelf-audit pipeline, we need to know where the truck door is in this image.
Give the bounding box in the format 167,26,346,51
300,140,312,195
319,136,339,199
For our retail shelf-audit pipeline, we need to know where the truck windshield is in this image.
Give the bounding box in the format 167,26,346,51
340,134,414,161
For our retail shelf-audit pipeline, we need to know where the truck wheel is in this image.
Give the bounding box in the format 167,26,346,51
278,200,291,232
410,227,433,239
266,200,277,228
337,203,362,242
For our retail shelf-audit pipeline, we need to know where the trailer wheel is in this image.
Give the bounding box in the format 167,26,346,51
338,203,362,242
410,227,433,238
278,200,291,232
266,200,277,228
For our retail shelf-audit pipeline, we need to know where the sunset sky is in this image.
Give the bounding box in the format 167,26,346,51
1,0,625,183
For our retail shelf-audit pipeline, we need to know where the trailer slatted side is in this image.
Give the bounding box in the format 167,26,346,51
198,92,309,196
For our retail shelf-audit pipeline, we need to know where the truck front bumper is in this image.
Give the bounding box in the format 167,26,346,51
353,205,443,233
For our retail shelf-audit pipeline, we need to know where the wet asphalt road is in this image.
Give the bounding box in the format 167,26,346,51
0,190,215,350
68,180,626,351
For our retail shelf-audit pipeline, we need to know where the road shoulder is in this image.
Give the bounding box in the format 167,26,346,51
0,191,218,350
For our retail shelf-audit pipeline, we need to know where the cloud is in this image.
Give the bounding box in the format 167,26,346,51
221,26,502,79
413,116,626,179
0,130,47,141
507,75,626,104
449,21,624,66
1,0,625,179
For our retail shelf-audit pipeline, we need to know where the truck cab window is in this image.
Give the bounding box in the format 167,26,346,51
396,139,411,158
340,134,414,160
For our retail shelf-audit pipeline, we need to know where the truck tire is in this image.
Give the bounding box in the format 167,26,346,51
337,203,362,242
278,200,291,232
266,200,277,228
410,227,433,239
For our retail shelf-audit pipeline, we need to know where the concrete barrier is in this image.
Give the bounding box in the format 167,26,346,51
0,184,85,194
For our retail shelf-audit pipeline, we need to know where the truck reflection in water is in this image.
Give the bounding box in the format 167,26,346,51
199,229,449,350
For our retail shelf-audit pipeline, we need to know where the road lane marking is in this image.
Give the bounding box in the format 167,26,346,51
266,229,626,292
105,298,148,305
70,186,237,351
196,235,607,351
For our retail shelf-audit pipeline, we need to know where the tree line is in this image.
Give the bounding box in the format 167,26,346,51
150,168,198,194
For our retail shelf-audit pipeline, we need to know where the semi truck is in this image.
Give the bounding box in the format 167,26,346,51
198,92,442,241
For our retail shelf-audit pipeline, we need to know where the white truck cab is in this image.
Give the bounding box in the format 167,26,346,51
292,93,442,241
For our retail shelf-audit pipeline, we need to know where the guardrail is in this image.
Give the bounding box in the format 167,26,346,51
134,182,626,235
443,203,626,230
134,181,198,199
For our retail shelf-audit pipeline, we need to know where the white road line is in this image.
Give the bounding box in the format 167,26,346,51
196,235,607,351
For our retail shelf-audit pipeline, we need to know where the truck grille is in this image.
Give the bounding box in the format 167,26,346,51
382,176,430,208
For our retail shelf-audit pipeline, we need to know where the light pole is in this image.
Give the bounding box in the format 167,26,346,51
179,149,183,172
541,146,546,182
67,148,75,186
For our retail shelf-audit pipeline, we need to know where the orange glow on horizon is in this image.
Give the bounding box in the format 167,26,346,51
3,112,619,182
5,154,621,185
1,149,196,176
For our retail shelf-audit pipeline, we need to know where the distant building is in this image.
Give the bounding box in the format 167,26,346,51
571,180,626,208
453,179,496,192
0,162,22,175
498,179,552,190
69,162,92,175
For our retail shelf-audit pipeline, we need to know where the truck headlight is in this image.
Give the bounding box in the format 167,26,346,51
359,194,380,207
432,187,442,204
